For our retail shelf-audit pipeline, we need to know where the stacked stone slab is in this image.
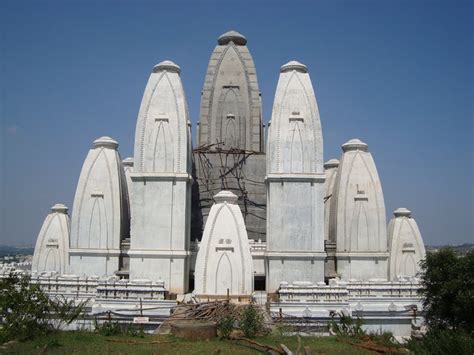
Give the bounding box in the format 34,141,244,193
68,136,130,277
388,208,426,280
128,60,192,294
329,139,389,280
266,61,326,292
323,159,339,279
197,30,262,151
192,30,266,243
32,204,70,274
324,159,339,241
194,190,253,296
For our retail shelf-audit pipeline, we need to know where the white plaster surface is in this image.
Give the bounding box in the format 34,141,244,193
266,61,326,292
128,61,192,294
267,61,324,175
133,61,189,174
69,136,130,277
273,279,423,336
32,204,70,274
388,208,426,280
329,139,388,280
194,191,253,296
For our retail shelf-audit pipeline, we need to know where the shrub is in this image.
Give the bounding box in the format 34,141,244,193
125,324,145,338
94,319,122,336
0,272,87,343
329,312,365,338
367,331,399,349
406,329,474,355
0,272,51,342
419,248,474,333
217,316,235,339
240,304,264,338
273,321,295,337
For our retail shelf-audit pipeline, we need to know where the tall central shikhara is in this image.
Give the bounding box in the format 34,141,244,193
32,30,427,298
197,30,263,152
192,31,266,245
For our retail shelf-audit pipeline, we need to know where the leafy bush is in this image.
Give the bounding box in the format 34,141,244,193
366,331,399,349
419,248,474,333
217,316,235,339
0,272,86,343
408,248,474,353
240,304,265,338
94,319,122,336
0,272,51,342
273,321,295,337
406,329,474,354
329,312,365,338
125,324,145,338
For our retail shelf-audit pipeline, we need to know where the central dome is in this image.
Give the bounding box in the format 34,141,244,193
218,30,247,46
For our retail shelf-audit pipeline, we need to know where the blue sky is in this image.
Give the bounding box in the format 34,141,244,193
1,0,472,246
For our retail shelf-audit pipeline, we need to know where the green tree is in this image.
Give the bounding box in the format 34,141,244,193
0,272,51,342
240,304,264,338
419,248,474,333
0,272,87,343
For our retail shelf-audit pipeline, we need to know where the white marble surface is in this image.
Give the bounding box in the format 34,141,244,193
128,61,192,294
133,61,189,174
330,139,389,280
388,208,426,280
69,136,130,277
266,61,326,292
194,191,253,296
32,204,70,274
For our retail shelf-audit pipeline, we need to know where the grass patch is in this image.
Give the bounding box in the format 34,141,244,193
2,330,374,354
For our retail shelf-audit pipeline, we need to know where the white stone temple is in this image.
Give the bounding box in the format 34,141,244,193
27,31,428,336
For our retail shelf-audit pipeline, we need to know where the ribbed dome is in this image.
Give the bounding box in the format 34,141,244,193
341,138,368,152
218,30,247,46
324,159,340,169
394,208,412,218
214,190,238,204
51,203,68,214
152,60,181,74
280,60,308,73
92,136,119,149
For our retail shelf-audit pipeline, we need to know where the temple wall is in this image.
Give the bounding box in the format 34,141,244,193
266,61,326,292
128,61,192,294
192,152,266,242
